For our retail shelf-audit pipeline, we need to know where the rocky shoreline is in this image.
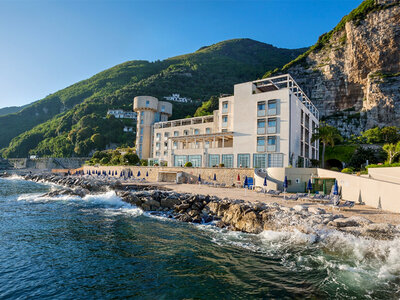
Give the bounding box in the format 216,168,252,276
22,173,400,240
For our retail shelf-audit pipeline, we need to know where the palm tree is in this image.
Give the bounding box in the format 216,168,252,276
311,125,343,169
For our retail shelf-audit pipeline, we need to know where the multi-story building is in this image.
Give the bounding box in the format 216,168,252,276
134,74,319,168
107,109,137,120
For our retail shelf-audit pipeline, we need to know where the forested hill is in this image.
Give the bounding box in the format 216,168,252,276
0,38,306,158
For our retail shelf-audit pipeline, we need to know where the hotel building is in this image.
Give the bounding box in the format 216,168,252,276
134,74,319,168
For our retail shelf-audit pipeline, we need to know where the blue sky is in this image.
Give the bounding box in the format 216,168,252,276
0,0,363,109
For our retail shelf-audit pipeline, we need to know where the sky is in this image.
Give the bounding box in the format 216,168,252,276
0,0,363,109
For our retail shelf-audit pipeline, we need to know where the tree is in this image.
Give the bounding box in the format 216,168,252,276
311,125,343,169
381,126,400,144
123,153,139,165
382,142,400,164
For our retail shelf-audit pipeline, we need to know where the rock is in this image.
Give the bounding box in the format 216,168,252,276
160,197,181,209
365,223,393,234
293,205,308,212
308,207,326,215
329,216,372,228
175,202,190,211
281,206,293,212
187,209,200,218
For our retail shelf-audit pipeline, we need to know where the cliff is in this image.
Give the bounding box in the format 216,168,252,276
266,0,400,135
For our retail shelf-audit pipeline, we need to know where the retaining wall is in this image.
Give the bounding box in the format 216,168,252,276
83,165,254,186
7,158,89,170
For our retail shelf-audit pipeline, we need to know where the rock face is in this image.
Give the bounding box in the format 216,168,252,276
279,0,400,135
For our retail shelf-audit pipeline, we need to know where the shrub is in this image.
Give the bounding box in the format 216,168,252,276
140,159,148,166
184,162,193,167
341,167,354,174
330,167,339,172
366,162,400,169
219,163,225,167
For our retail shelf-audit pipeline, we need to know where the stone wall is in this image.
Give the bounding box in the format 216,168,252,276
7,158,89,170
83,165,254,186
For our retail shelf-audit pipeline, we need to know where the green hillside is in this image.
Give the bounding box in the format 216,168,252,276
0,104,29,116
1,38,306,158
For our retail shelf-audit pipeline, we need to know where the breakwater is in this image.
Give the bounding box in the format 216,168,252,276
23,173,400,240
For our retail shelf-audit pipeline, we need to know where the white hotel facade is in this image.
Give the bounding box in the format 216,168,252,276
134,74,319,169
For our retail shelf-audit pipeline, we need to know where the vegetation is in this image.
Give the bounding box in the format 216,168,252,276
367,162,400,169
341,167,354,174
184,162,193,167
1,39,305,158
193,96,219,117
263,0,396,77
382,142,400,164
311,125,343,168
0,104,28,117
86,148,139,166
347,146,385,170
357,126,400,144
324,145,357,164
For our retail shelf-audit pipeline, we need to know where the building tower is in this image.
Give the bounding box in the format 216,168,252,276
133,96,172,159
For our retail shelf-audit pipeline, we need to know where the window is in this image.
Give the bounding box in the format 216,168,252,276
222,154,233,168
174,155,187,167
140,119,144,124
238,154,250,168
140,128,143,134
206,128,211,134
209,154,220,167
156,151,160,157
268,153,283,167
222,129,227,132
145,100,150,107
184,130,189,136
188,155,202,167
156,133,161,141
222,101,228,113
173,141,178,149
139,136,143,143
305,114,310,129
257,119,266,134
257,101,266,117
268,118,277,134
222,115,228,128
301,142,304,156
305,144,309,158
161,105,165,112
156,142,160,150
174,131,179,137
205,141,210,148
164,151,168,156
301,110,304,125
253,154,267,168
268,100,277,115
257,137,265,152
164,132,169,137
194,141,200,149
164,142,168,148
194,129,200,135
267,136,276,152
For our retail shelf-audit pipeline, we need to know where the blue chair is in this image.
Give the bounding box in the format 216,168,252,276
247,177,254,189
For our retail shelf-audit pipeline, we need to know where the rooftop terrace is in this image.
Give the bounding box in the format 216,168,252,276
253,74,319,119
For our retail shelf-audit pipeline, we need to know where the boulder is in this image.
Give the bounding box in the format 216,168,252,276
160,197,181,209
293,205,308,212
308,207,326,215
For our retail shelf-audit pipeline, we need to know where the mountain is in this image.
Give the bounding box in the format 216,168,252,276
264,0,400,137
0,104,28,116
0,38,306,158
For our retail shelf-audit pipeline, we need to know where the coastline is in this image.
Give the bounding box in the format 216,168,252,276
18,172,400,241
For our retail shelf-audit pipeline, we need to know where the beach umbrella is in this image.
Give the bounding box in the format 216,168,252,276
263,176,267,186
283,176,288,200
244,176,248,188
108,170,111,175
88,170,91,175
146,171,149,177
333,180,339,195
283,176,288,189
115,171,118,176
198,174,201,182
213,174,217,181
237,174,240,181
307,179,313,193
112,171,115,176
137,170,141,177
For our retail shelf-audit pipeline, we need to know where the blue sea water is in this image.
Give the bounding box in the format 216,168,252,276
0,176,400,299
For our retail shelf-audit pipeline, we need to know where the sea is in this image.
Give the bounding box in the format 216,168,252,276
0,176,400,299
